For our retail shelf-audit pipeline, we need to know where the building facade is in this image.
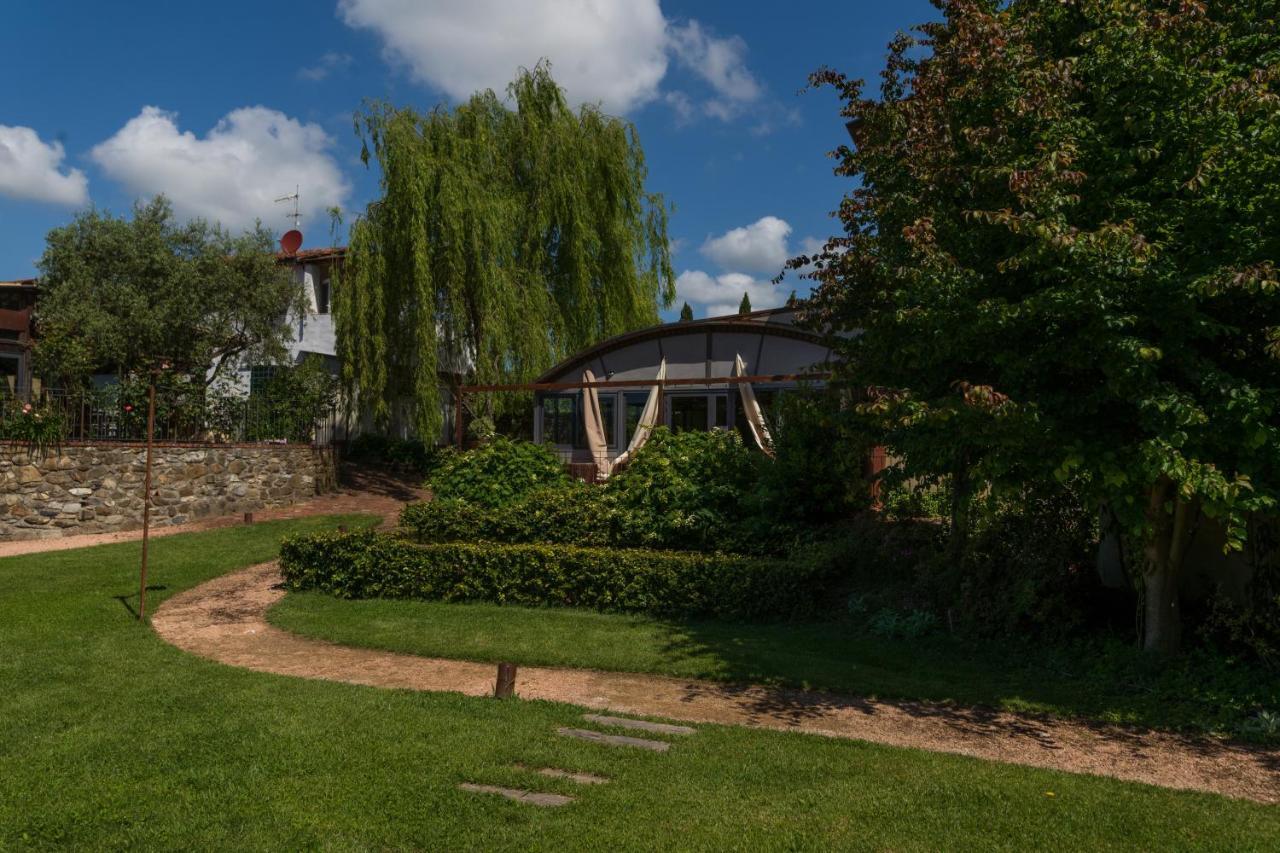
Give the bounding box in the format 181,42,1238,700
0,278,37,397
226,246,343,394
532,307,833,468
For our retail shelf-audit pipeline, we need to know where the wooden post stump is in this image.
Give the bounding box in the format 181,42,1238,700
243,512,254,524
495,662,517,698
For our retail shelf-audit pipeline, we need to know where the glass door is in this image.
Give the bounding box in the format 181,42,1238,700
0,353,21,398
668,394,708,433
666,392,731,432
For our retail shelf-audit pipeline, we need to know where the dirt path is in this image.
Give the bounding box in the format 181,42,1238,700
152,560,1280,805
0,467,422,558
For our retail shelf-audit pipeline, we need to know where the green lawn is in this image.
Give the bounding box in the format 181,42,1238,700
3,523,1278,850
270,593,1280,739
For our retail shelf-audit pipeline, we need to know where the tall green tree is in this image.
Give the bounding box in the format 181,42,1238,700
338,63,674,437
35,196,302,387
803,0,1280,654
679,302,694,322
738,292,752,315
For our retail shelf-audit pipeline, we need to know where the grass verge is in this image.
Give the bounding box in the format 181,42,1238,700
269,594,1280,740
2,522,1278,849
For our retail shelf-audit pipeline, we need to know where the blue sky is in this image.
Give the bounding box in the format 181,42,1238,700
0,0,938,318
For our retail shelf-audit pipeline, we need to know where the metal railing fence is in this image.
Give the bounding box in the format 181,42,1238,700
0,386,344,447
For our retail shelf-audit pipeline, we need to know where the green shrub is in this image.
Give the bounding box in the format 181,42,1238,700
867,607,938,640
606,427,757,551
746,389,871,526
0,399,66,454
428,436,568,507
880,478,951,521
401,432,871,557
1202,592,1280,672
346,433,445,476
1199,519,1280,670
405,416,873,556
400,483,612,547
945,486,1104,641
280,530,839,621
249,355,339,442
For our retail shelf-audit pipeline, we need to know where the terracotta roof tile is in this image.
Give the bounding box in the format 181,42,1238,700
277,246,347,263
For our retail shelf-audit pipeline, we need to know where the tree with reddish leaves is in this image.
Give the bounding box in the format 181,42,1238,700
799,0,1280,654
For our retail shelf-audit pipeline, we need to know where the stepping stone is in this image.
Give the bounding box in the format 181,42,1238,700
458,783,574,807
516,764,610,785
557,726,670,752
583,713,696,736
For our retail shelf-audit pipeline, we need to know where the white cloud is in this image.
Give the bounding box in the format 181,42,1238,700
338,0,670,114
676,269,784,319
663,90,696,124
91,106,351,232
667,20,761,120
0,125,89,206
701,216,792,275
337,1,762,123
298,51,354,81
799,235,826,257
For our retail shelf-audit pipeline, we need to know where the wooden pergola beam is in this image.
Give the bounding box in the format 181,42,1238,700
457,372,830,394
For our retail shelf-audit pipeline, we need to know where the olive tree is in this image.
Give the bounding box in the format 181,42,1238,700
36,196,302,387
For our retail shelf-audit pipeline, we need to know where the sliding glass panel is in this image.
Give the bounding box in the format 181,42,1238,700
624,393,648,446
670,395,709,433
713,394,728,429
598,394,617,447
542,395,577,445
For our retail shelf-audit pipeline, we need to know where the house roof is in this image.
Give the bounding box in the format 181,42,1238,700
278,246,347,263
0,278,38,289
534,306,825,384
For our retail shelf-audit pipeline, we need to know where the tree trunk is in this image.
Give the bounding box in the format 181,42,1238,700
1140,477,1197,656
948,452,973,564
1142,556,1182,656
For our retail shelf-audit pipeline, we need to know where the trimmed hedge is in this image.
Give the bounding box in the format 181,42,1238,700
279,530,838,621
398,488,815,557
400,486,613,548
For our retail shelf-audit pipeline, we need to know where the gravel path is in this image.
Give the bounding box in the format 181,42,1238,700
152,560,1280,805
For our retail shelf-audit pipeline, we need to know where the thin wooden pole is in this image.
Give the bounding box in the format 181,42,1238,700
138,377,156,622
454,389,465,449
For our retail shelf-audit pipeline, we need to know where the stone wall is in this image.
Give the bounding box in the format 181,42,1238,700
0,442,337,541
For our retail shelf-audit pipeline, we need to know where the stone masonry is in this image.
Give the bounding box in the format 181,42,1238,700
0,443,337,541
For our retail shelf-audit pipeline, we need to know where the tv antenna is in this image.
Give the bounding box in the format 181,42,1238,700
274,185,301,230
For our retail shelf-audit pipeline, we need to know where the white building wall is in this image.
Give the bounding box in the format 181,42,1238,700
217,258,341,394
290,263,337,360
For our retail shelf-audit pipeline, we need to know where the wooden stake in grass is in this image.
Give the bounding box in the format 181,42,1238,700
137,374,157,622
495,662,517,698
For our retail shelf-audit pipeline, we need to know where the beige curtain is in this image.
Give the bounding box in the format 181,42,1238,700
611,358,666,471
581,369,611,479
734,353,774,455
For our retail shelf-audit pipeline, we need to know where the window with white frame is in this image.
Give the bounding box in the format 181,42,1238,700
315,277,331,314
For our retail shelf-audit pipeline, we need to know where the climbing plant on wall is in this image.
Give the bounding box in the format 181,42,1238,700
337,63,675,437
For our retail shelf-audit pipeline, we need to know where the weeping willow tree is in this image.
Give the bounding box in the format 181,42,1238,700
337,63,674,438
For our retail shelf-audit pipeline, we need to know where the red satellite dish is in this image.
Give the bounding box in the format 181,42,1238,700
280,229,304,255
